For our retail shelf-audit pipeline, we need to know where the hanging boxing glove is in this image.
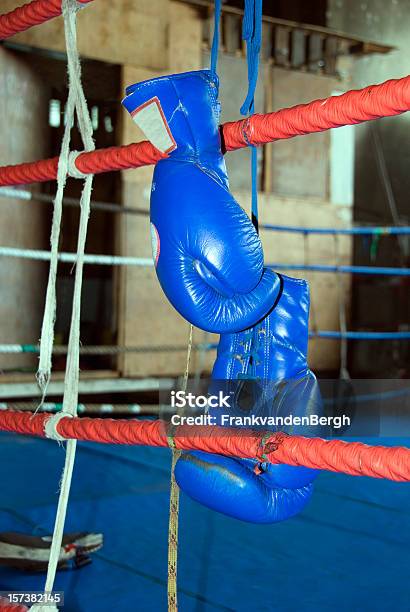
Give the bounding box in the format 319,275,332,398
175,274,325,523
122,70,280,333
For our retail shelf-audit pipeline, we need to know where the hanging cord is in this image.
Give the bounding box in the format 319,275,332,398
303,232,318,334
30,1,95,610
210,0,222,75
333,235,350,380
371,123,408,262
193,330,210,390
167,324,193,612
239,0,263,365
36,4,94,401
240,0,263,232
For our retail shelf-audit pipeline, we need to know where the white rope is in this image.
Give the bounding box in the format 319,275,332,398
30,1,95,609
0,246,152,266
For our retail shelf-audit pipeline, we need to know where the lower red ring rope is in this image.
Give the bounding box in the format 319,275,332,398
0,410,409,482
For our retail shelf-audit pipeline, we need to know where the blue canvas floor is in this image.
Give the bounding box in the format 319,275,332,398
0,431,409,611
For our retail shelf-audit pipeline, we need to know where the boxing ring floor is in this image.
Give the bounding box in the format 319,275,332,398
0,431,409,611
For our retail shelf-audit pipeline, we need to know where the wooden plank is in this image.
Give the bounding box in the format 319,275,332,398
224,14,241,56
261,22,272,62
274,27,291,67
290,30,307,70
0,377,175,399
324,36,338,75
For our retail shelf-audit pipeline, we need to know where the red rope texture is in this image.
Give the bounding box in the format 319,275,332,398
0,410,409,482
0,0,93,40
0,142,164,187
0,75,409,187
0,600,28,612
222,75,410,150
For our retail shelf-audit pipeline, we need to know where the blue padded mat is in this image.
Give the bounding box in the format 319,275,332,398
0,431,409,611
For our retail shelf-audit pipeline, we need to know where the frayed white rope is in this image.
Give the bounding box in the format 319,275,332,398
36,81,75,397
44,412,72,442
67,150,88,179
30,0,95,610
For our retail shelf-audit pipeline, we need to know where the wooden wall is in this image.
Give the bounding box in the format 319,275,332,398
0,0,353,378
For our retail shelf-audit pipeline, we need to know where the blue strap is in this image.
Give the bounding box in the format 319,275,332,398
240,0,263,116
240,0,263,231
210,0,222,74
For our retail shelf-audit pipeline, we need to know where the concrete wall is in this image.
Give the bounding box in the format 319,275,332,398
0,47,49,371
328,0,410,376
328,0,409,226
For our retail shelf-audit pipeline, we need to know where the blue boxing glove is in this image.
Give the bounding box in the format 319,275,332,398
175,275,323,523
122,70,280,333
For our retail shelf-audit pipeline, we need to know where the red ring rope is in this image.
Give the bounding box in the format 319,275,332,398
223,75,410,149
0,0,93,40
0,410,409,482
0,75,409,187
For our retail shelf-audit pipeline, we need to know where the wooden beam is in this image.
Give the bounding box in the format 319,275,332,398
0,377,175,399
179,0,394,55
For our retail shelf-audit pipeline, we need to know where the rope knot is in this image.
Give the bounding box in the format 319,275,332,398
44,411,73,442
67,150,88,179
257,431,288,460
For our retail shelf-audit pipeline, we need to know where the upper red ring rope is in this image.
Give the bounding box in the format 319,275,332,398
0,0,93,40
0,75,409,187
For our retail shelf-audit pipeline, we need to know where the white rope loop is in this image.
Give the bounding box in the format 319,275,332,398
44,412,72,442
67,150,89,179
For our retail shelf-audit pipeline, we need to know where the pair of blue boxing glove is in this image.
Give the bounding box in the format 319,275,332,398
122,70,321,523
